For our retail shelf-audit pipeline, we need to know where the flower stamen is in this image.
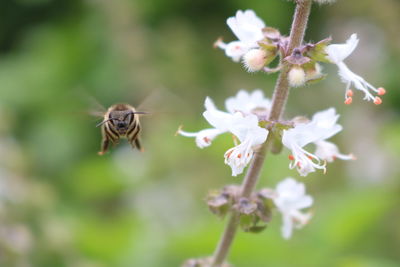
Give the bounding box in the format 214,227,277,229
374,97,382,105
346,89,354,97
378,87,386,96
344,97,353,105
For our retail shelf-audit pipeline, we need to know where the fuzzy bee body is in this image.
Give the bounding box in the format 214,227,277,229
98,103,145,155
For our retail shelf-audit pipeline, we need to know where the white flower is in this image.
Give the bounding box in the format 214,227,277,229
178,90,270,176
282,108,344,176
178,97,232,148
225,89,272,115
216,10,265,62
314,140,355,162
272,178,313,239
326,33,386,104
224,113,268,176
178,128,226,149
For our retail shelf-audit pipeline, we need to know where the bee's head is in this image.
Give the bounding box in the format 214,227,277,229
109,111,133,134
116,121,127,128
96,108,147,129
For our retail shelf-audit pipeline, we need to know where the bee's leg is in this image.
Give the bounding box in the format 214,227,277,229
132,137,144,152
98,138,110,155
98,127,110,155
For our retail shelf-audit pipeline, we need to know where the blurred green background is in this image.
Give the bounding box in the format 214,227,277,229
1,0,400,266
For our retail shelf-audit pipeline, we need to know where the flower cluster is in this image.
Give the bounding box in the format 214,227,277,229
282,108,354,177
180,6,383,244
179,89,354,238
178,90,270,176
216,10,386,104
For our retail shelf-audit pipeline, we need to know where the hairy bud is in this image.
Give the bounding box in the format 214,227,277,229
243,49,267,72
288,66,306,87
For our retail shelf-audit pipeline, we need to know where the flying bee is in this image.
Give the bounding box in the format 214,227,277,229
96,103,147,155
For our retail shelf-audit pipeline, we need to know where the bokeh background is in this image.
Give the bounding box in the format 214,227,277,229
1,0,400,266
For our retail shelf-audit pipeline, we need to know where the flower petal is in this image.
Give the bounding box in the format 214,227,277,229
282,214,293,239
203,98,234,131
227,10,265,45
326,33,359,63
178,128,226,148
224,139,254,176
224,41,250,62
314,140,354,162
272,178,313,239
227,113,269,148
225,89,272,115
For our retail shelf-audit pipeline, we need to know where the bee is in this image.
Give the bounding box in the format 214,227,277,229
96,103,147,155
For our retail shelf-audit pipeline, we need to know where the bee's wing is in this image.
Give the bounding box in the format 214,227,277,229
73,89,108,120
134,88,183,116
85,95,107,118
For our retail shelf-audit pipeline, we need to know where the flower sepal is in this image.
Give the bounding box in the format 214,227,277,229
303,62,326,84
234,196,272,233
285,48,311,65
305,73,327,85
234,198,266,233
262,27,281,41
207,185,241,219
305,37,332,63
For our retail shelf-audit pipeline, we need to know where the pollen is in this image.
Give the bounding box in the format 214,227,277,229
346,90,354,97
378,87,386,96
175,125,183,136
237,154,242,158
213,37,223,49
226,150,233,159
203,137,211,143
288,154,295,160
374,97,382,105
344,97,353,105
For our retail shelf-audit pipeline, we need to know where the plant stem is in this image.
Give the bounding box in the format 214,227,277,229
210,1,312,266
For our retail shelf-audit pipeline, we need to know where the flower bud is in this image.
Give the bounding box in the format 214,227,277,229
243,49,267,72
288,66,306,87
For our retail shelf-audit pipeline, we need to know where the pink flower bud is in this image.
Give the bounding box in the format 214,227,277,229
243,49,267,72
